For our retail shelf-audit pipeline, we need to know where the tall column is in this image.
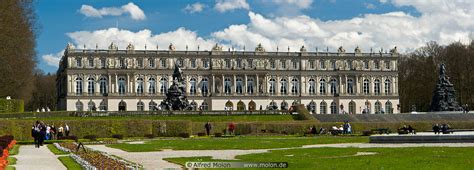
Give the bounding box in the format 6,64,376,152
276,75,280,95
67,75,71,94
338,76,342,94
244,74,248,95
233,74,236,94
127,74,130,94
344,75,348,94
212,74,216,94
95,74,100,94
222,74,225,94
108,74,112,94
380,76,385,95
315,76,319,95
115,74,118,93
256,74,260,94
370,76,374,95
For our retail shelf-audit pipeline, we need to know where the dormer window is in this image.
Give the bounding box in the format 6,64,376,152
76,58,82,68
88,57,94,67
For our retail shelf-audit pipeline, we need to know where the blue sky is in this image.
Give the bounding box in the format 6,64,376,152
36,0,472,73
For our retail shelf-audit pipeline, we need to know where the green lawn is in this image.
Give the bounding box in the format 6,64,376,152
7,157,16,165
58,156,82,170
107,136,368,152
166,147,474,169
9,145,20,155
47,144,69,155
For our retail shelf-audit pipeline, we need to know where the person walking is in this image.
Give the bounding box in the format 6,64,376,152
32,121,41,148
65,123,70,136
204,122,212,136
57,125,64,139
39,121,46,146
228,122,235,136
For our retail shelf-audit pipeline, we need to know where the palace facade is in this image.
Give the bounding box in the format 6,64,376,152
57,43,400,114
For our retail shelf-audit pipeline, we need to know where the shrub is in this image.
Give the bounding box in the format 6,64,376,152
112,134,123,139
197,132,206,137
152,121,192,137
144,134,155,139
83,135,97,141
178,133,190,138
361,130,372,136
214,133,222,137
58,136,78,141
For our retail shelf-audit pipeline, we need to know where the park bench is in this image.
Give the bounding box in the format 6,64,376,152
371,128,391,135
329,129,343,135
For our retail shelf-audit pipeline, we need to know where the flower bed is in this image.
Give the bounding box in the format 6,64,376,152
0,135,16,169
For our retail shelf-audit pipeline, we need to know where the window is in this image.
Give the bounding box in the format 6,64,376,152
76,77,83,95
119,58,126,68
280,78,288,95
190,59,196,68
76,101,83,111
236,59,242,68
364,101,371,114
363,79,370,94
76,58,82,67
320,60,326,69
190,78,197,95
176,59,184,67
100,58,106,68
149,101,157,111
374,60,380,69
309,60,315,69
237,101,245,111
330,78,337,95
99,100,107,111
88,58,94,67
385,79,391,94
319,79,326,94
291,78,298,95
292,60,298,69
349,101,356,114
148,78,156,94
320,101,327,114
269,101,278,110
201,101,209,110
236,77,243,94
137,58,143,68
281,101,288,110
347,79,354,94
87,77,95,95
247,59,253,68
331,60,336,69
347,60,353,70
160,77,168,94
269,78,276,95
308,79,316,94
374,79,381,95
330,101,337,114
247,78,254,94
88,101,95,111
100,77,107,95
385,101,393,114
308,101,316,114
149,58,155,68
203,59,209,68
224,78,232,94
118,101,127,111
160,58,166,68
137,101,144,111
281,60,286,69
191,101,198,110
375,101,382,114
201,78,209,95
225,59,231,68
118,77,126,95
385,60,391,69
364,61,369,69
270,60,276,69
136,78,144,95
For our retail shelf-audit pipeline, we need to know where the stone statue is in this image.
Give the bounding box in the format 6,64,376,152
126,43,134,51
168,43,176,51
300,45,307,52
255,43,265,52
108,42,118,50
430,63,463,111
160,64,190,110
354,46,361,53
212,43,223,51
389,46,398,54
337,46,346,53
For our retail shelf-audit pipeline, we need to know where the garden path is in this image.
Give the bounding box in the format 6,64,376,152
13,145,66,170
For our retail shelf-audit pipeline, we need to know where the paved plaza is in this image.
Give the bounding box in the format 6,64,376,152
12,145,66,170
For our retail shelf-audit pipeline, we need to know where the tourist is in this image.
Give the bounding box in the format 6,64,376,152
204,122,212,136
57,125,64,139
32,121,41,148
228,122,235,136
432,124,440,134
50,124,56,140
39,121,46,146
65,123,70,136
319,127,327,134
343,122,349,134
45,124,51,140
407,125,415,134
347,123,352,134
310,125,318,135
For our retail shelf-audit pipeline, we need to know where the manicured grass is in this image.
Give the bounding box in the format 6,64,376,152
58,156,82,170
108,136,368,152
7,157,16,165
47,144,68,155
13,114,295,122
166,147,474,169
5,166,15,170
9,145,20,155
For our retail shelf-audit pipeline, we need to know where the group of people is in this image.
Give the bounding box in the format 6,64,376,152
31,121,70,148
330,122,353,134
203,122,236,136
463,104,470,114
399,124,416,134
432,123,451,134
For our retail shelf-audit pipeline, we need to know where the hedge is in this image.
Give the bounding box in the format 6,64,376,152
0,99,24,113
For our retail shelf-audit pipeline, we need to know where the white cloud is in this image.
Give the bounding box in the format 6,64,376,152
183,3,206,13
79,2,146,20
42,50,64,67
215,0,250,13
365,3,376,9
272,0,313,9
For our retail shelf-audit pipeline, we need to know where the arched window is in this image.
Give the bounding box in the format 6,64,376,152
100,77,107,95
99,100,107,111
201,101,209,110
76,77,83,95
292,100,299,106
201,78,209,95
385,101,393,114
374,79,381,95
319,79,326,94
291,78,299,95
190,101,198,110
364,101,371,114
308,101,316,114
347,79,354,94
363,79,370,94
280,78,288,95
236,77,243,94
375,101,382,114
330,101,338,114
160,77,168,94
76,101,83,111
137,101,144,111
247,78,254,94
281,101,288,110
136,78,144,95
269,78,276,94
384,79,391,94
149,101,157,111
237,101,245,111
148,78,156,94
248,100,256,111
320,101,327,114
119,101,127,111
308,79,316,95
87,101,95,111
349,101,356,114
118,77,126,95
87,77,95,95
269,101,278,110
190,78,197,95
225,100,233,110
330,78,337,95
224,78,232,94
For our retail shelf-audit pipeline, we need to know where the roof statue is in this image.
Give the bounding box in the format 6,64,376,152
108,42,118,50
390,46,398,54
337,46,346,53
212,43,223,51
168,43,176,51
354,46,362,53
379,47,384,54
255,43,265,52
126,43,134,51
66,43,74,51
300,45,307,52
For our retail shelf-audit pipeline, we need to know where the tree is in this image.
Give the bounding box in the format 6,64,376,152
27,71,57,111
0,0,37,104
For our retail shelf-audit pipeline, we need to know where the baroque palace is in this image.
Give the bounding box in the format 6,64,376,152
57,43,400,114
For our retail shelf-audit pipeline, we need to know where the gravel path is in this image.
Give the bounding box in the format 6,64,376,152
302,142,474,148
13,145,66,170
